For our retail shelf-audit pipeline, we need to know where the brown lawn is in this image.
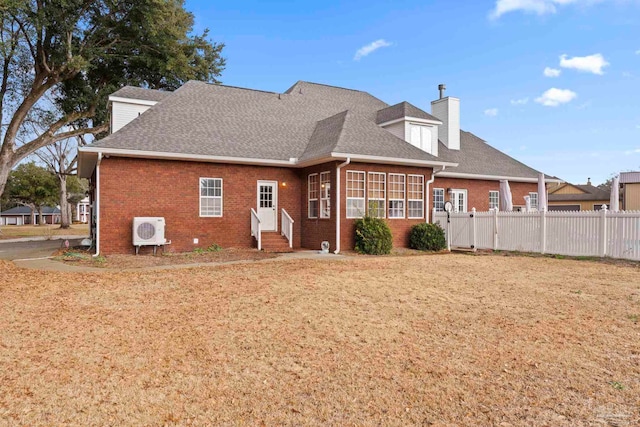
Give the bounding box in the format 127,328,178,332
0,254,638,426
0,223,89,240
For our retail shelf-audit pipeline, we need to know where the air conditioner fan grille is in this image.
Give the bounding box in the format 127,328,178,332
137,222,156,240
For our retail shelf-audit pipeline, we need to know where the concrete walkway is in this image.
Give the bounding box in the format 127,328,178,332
11,250,348,273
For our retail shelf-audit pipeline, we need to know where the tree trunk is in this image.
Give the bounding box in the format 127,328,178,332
0,149,12,199
38,206,44,225
58,174,70,229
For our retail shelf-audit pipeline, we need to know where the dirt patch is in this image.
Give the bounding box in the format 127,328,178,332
53,247,277,269
1,254,639,425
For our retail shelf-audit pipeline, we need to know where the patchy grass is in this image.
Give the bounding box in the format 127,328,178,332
53,247,277,269
0,223,89,240
1,254,639,426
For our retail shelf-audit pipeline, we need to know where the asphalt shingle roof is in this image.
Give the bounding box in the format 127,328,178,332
89,80,548,179
1,206,60,215
436,131,547,179
376,102,441,124
110,86,172,102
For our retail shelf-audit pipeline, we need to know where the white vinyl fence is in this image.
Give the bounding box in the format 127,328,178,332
432,207,640,261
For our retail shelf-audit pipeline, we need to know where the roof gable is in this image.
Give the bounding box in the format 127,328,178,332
548,183,587,195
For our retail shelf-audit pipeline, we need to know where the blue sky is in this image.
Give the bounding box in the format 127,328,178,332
185,0,640,185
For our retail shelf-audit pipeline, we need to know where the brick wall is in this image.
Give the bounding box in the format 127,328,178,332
339,162,434,251
432,178,537,212
99,157,302,254
97,157,540,254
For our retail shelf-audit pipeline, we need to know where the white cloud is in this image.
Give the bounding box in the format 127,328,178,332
510,97,529,105
559,53,609,75
354,39,392,61
622,71,633,78
635,49,640,55
535,88,577,107
624,148,640,155
489,0,594,19
543,67,562,77
484,108,499,117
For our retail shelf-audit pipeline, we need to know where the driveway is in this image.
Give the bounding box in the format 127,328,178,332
0,238,84,261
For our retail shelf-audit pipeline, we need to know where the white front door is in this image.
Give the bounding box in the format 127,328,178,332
257,181,278,231
450,189,467,213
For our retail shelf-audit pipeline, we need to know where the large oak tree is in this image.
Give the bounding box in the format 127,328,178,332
0,0,225,196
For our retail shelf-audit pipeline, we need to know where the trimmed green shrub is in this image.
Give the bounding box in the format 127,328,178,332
354,216,393,255
409,222,446,251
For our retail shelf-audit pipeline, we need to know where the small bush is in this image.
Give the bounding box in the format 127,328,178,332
409,223,446,251
207,243,222,252
354,216,393,255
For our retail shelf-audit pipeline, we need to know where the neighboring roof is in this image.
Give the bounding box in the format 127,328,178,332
1,206,60,215
375,102,441,124
548,183,610,201
436,131,548,180
109,86,172,103
620,171,640,184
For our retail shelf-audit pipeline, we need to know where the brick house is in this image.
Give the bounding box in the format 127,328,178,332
78,81,557,254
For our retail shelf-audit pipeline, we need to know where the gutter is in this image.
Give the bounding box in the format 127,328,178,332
92,153,102,257
334,157,351,254
426,165,445,222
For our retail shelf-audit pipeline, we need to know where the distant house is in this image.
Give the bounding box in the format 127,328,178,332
620,171,640,210
76,197,91,223
0,206,61,225
78,81,559,254
547,179,610,211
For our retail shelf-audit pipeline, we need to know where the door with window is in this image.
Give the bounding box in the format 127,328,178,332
450,189,467,213
257,181,278,231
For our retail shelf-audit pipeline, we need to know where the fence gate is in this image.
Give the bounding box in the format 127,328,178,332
433,209,477,250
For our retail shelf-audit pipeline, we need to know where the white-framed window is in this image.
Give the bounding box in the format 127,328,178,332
368,172,386,218
320,171,330,218
308,174,319,218
489,190,499,210
433,188,445,212
407,174,424,219
200,178,223,217
409,124,433,154
388,173,405,218
346,171,366,218
530,192,538,210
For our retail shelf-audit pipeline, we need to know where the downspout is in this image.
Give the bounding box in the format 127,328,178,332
426,165,446,223
334,157,351,254
92,153,103,257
